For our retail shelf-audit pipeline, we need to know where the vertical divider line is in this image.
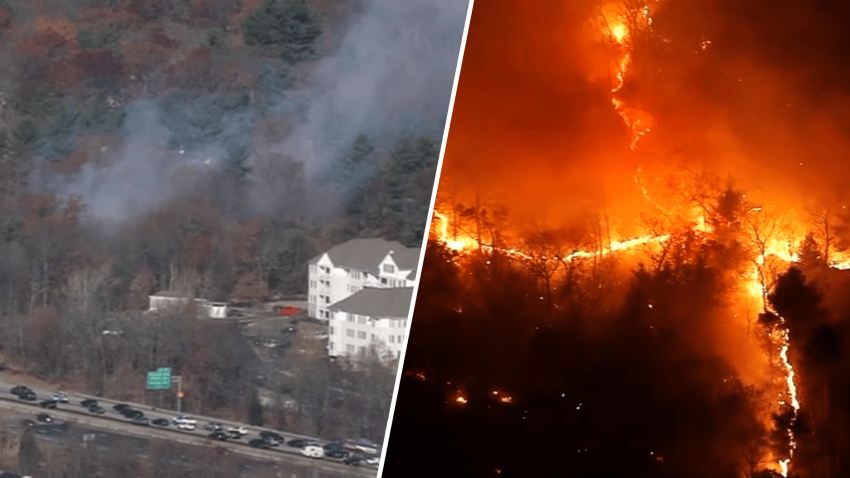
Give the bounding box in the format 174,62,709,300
376,1,476,476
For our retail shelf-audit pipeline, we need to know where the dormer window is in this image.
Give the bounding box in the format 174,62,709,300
383,264,395,273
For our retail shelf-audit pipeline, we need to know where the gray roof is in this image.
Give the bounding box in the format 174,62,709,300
329,287,414,318
391,247,422,277
308,238,417,274
151,291,193,298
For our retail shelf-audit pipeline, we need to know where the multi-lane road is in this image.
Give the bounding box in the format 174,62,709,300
0,378,378,476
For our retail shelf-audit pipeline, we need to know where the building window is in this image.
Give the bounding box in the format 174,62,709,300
329,342,334,350
347,313,354,322
329,326,335,334
324,296,330,304
383,264,395,273
389,335,395,344
371,334,376,342
357,331,366,339
381,278,388,285
347,344,355,353
358,316,367,325
347,329,355,338
398,335,404,342
310,264,316,273
358,346,366,355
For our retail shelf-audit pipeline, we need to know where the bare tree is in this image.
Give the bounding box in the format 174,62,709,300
808,204,836,266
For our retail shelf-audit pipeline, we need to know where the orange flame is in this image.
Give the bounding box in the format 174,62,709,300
600,2,656,149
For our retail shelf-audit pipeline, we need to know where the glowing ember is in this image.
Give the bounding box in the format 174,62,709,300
501,396,512,403
456,395,467,404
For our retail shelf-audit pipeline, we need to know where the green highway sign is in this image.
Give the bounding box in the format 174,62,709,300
146,367,172,390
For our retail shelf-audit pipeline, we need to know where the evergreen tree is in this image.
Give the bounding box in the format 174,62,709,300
243,0,323,65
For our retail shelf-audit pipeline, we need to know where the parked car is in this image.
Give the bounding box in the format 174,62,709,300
36,414,53,423
39,400,57,409
132,416,150,426
88,405,105,414
18,391,37,401
11,386,31,396
249,438,272,449
151,418,169,427
325,449,351,458
50,393,69,403
208,431,228,441
80,399,98,408
301,445,324,458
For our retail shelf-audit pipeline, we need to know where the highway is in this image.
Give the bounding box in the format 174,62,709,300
0,378,377,476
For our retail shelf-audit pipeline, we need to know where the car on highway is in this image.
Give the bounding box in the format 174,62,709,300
227,426,248,436
173,415,197,430
120,409,143,419
204,422,223,431
87,405,105,414
208,431,228,441
11,386,31,396
301,444,324,459
113,403,130,412
18,390,36,401
50,392,69,403
151,418,169,427
325,449,351,459
260,431,283,443
80,399,98,408
249,438,272,449
132,416,150,426
287,439,316,449
39,400,57,409
36,414,53,423
173,415,196,424
343,456,379,467
344,438,381,455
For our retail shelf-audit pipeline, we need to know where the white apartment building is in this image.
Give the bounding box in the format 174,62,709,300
307,238,420,320
327,287,413,361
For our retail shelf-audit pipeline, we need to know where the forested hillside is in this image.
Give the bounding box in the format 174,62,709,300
0,0,456,307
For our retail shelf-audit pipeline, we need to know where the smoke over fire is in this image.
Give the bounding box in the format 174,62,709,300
31,0,466,224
